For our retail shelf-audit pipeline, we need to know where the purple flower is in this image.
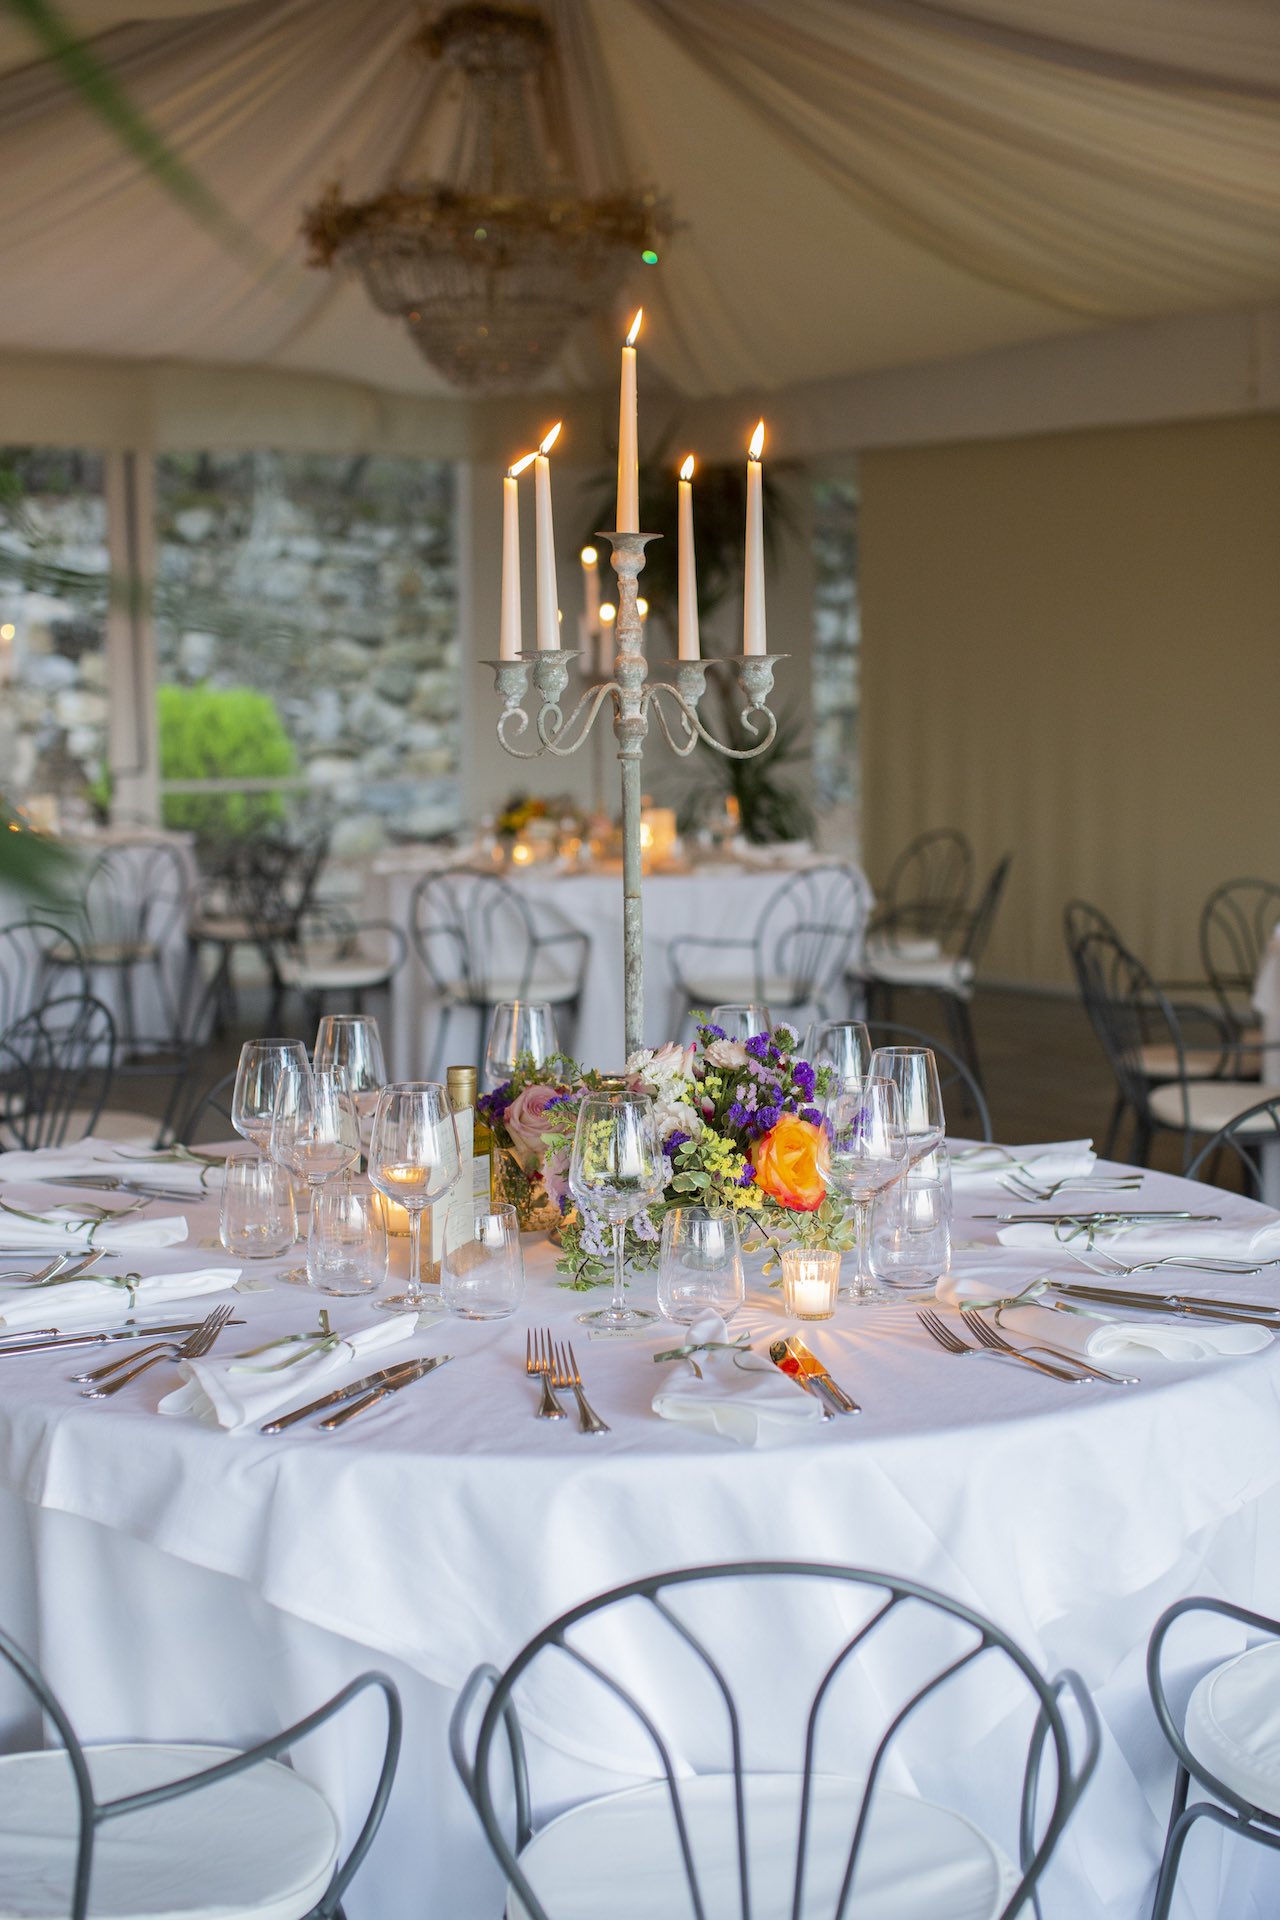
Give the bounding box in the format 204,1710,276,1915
665,1128,691,1154
801,1106,824,1128
792,1060,816,1098
745,1033,771,1059
726,1100,750,1130
754,1105,782,1132
700,1023,727,1042
737,1164,757,1186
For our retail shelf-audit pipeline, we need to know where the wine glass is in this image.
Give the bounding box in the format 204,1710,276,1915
366,1082,461,1312
313,1014,386,1146
657,1208,744,1325
484,1001,559,1089
805,1020,871,1086
270,1068,361,1192
821,1077,908,1304
707,1003,772,1044
569,1091,665,1330
868,1045,945,1165
231,1039,309,1155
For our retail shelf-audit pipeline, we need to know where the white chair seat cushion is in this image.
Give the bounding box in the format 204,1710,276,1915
680,977,812,1010
508,1773,1018,1920
1184,1640,1280,1817
1148,1080,1280,1134
278,953,390,992
1135,1044,1229,1081
860,948,975,995
441,977,579,1006
0,1742,339,1920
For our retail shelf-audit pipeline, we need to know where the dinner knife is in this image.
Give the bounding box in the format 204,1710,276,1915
972,1211,1221,1225
0,1318,246,1356
258,1357,436,1434
767,1338,859,1415
318,1355,452,1430
1047,1282,1280,1327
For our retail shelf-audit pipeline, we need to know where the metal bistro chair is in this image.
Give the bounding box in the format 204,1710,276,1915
1184,1091,1280,1199
187,822,331,1036
0,1619,401,1920
451,1562,1098,1920
1199,877,1280,1053
0,917,89,1032
1070,928,1272,1170
868,829,974,961
1147,1596,1280,1920
0,994,116,1149
671,864,872,1034
270,905,408,1033
174,1067,238,1149
45,841,193,1059
410,868,589,1078
867,1020,993,1142
860,854,1013,1095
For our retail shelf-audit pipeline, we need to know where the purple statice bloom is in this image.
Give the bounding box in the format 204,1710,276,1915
633,1209,660,1243
801,1106,824,1128
726,1100,750,1130
580,1211,610,1260
737,1164,757,1186
700,1023,727,1042
478,1081,513,1120
791,1060,816,1099
664,1129,691,1155
745,1033,771,1060
754,1105,782,1133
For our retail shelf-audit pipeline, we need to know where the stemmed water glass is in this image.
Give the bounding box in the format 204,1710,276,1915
366,1083,461,1312
708,1003,771,1044
805,1020,871,1086
484,1001,559,1088
231,1039,309,1155
820,1076,909,1304
868,1045,945,1165
270,1067,361,1192
313,1014,386,1149
569,1092,665,1331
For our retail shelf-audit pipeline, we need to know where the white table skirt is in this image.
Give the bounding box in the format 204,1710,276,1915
2,1164,1280,1917
364,853,866,1076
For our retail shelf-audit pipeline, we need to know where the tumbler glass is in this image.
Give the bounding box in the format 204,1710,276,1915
219,1151,297,1259
441,1203,525,1320
869,1148,953,1293
306,1178,388,1296
657,1208,745,1324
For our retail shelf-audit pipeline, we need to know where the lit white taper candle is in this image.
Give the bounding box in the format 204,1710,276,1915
677,454,700,661
616,309,642,533
534,421,562,651
500,450,535,660
581,545,601,638
743,419,766,656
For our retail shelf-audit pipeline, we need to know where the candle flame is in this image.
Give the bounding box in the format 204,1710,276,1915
600,603,617,624
508,451,535,478
679,454,695,481
626,308,643,348
580,545,598,567
538,422,562,456
748,420,765,461
636,597,649,618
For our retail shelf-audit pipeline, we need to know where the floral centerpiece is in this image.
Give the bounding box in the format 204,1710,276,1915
480,1020,854,1287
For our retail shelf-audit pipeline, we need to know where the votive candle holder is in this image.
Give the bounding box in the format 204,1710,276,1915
781,1247,840,1321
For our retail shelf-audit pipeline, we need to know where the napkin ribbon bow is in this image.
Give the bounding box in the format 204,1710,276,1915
230,1311,350,1373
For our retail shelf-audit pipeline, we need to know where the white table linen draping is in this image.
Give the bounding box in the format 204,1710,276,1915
365,852,869,1077
2,1160,1280,1918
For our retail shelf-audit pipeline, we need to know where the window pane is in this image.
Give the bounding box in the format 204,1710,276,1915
0,447,109,827
812,461,859,822
153,451,460,858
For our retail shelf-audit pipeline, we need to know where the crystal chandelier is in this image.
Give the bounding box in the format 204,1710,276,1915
302,4,672,391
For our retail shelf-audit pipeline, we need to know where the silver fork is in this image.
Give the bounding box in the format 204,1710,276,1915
1001,1171,1142,1203
1063,1241,1280,1279
966,1310,1133,1385
916,1307,1085,1383
525,1327,566,1420
80,1304,234,1399
553,1339,610,1435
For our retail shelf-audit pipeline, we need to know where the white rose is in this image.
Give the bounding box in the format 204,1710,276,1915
653,1099,703,1144
704,1038,750,1070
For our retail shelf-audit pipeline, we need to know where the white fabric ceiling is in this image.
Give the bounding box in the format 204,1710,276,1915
1,0,1278,405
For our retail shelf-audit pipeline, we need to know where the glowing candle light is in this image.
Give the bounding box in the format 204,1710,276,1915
535,422,562,650
616,309,642,533
500,451,535,660
580,545,601,657
743,420,766,657
599,601,617,675
677,454,700,661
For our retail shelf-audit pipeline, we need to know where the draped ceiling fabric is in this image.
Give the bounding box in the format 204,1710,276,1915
0,0,1278,440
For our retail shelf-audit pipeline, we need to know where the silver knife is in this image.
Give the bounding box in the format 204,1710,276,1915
0,1317,246,1355
973,1211,1221,1225
318,1355,451,1430
1047,1282,1280,1327
258,1357,437,1434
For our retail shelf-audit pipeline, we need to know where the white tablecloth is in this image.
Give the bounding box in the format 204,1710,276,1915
365,851,862,1076
2,1162,1280,1919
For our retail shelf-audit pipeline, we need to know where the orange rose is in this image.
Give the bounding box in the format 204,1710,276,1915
751,1113,829,1212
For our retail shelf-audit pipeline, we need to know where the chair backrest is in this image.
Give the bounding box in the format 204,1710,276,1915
962,851,1014,967
866,1020,993,1142
452,1562,1098,1920
0,917,88,1032
176,1067,238,1147
1184,1091,1280,1199
879,829,973,938
410,868,540,1003
0,994,116,1148
1061,898,1122,966
79,840,192,956
1071,928,1182,1119
0,1622,95,1917
1199,878,1280,1025
753,864,872,1005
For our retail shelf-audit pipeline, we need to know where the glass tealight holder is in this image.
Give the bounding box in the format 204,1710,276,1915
781,1247,840,1322
219,1152,297,1259
306,1178,388,1296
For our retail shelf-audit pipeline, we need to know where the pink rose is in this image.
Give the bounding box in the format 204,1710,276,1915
503,1083,562,1167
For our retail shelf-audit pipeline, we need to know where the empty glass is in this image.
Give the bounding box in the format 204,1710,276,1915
805,1020,871,1087
367,1082,461,1311
657,1208,744,1325
313,1014,386,1147
707,1003,772,1044
441,1204,524,1320
231,1039,309,1155
484,1001,559,1088
270,1068,361,1191
821,1076,909,1304
569,1091,665,1330
869,1148,953,1293
219,1151,297,1258
868,1045,946,1165
307,1178,388,1295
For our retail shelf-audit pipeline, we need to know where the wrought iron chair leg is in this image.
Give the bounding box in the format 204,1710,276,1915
429,1003,454,1084
1102,1092,1127,1160
944,993,985,1096
1130,1114,1153,1167
1150,1796,1213,1920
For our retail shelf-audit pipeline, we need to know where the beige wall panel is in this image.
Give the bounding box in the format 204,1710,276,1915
860,415,1280,988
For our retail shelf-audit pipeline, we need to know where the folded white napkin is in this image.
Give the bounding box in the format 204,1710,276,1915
651,1311,826,1447
995,1219,1280,1261
0,1202,189,1252
0,1266,240,1332
937,1272,1271,1361
950,1141,1097,1193
158,1312,419,1433
0,1138,224,1195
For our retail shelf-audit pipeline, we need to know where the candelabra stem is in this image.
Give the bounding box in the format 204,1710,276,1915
601,528,660,1062
620,747,644,1061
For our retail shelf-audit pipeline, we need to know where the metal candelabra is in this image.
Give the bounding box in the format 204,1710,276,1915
486,530,786,1061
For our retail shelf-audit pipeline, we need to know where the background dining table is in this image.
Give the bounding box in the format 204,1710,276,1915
0,1152,1278,1918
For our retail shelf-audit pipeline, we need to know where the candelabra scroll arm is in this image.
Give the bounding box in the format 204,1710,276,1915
536,680,617,756
645,681,781,760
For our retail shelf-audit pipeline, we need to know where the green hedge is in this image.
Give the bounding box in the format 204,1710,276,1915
158,683,297,840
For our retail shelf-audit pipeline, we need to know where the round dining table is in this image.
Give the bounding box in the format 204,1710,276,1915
0,1152,1278,1920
